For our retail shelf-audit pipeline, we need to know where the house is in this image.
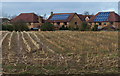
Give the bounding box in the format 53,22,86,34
47,13,83,29
11,13,44,30
0,18,10,25
88,11,120,30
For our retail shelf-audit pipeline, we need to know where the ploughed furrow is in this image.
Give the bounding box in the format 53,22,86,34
56,31,117,50
29,32,55,54
98,31,118,37
0,32,9,42
75,31,118,42
21,32,31,52
0,32,10,74
17,32,28,54
67,32,118,51
42,32,97,54
8,32,14,50
36,32,64,53
6,32,21,66
25,32,39,50
0,32,10,48
2,33,11,66
41,32,77,53
23,32,39,52
27,32,56,65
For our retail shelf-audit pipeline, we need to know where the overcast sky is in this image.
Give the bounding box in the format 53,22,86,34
1,2,119,18
1,0,120,2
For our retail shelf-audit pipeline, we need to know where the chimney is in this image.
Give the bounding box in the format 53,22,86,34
51,12,53,15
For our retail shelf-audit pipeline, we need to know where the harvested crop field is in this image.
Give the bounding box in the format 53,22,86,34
1,31,120,75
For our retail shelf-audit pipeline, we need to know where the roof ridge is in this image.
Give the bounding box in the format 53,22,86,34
98,11,115,13
53,13,76,15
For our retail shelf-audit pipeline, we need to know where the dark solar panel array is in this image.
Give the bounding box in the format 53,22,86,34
50,14,70,20
94,12,110,22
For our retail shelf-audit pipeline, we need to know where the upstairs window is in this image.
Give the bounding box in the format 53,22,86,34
57,22,60,25
104,22,106,25
98,22,101,25
64,22,67,25
75,22,77,25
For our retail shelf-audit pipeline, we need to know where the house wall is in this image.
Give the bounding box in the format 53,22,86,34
88,22,119,29
68,14,82,28
113,22,120,28
27,23,42,29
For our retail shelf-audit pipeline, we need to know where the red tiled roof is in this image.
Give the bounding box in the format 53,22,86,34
78,14,94,21
88,12,120,22
11,13,39,23
109,12,120,22
47,13,79,22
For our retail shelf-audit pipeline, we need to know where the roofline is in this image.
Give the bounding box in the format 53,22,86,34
88,11,120,22
98,11,115,13
52,13,77,15
47,13,78,22
20,12,37,14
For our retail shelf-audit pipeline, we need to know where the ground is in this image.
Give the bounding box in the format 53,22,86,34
1,31,120,75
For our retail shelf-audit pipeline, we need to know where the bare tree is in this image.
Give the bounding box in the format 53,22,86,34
43,14,46,19
83,11,90,15
10,15,17,19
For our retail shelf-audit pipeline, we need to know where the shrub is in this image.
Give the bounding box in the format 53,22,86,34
59,25,69,30
91,25,98,31
2,25,14,31
40,22,55,31
12,20,29,31
2,20,29,31
80,22,90,31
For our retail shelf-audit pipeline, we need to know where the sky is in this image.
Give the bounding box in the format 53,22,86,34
1,2,119,18
1,0,120,2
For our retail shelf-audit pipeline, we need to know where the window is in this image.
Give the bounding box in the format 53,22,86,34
28,22,31,25
110,22,113,25
104,22,106,25
89,22,92,25
75,22,77,25
98,22,101,25
57,22,60,25
64,22,67,25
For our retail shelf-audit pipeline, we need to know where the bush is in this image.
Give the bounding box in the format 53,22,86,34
2,20,29,31
41,22,55,31
2,25,14,31
12,20,29,31
80,22,90,31
91,25,98,31
59,25,69,30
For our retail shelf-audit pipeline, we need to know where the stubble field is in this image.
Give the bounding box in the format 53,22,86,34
1,31,119,75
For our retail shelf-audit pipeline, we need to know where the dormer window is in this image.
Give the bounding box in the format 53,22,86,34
85,17,89,21
75,22,77,25
57,22,60,25
64,22,67,25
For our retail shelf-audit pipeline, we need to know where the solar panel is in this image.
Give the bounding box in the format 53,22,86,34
94,12,110,22
50,14,70,20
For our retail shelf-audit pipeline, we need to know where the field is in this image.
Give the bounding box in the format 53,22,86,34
1,31,119,75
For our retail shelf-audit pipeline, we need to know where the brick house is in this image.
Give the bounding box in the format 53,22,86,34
11,13,44,30
47,13,83,29
88,12,120,30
